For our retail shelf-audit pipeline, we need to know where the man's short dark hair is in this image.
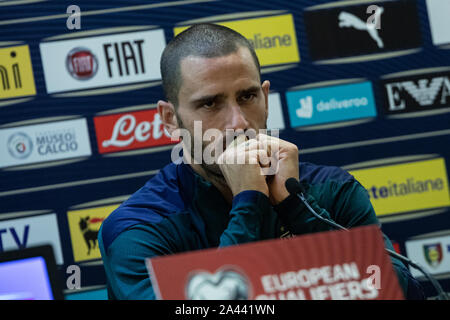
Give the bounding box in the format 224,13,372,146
160,23,261,106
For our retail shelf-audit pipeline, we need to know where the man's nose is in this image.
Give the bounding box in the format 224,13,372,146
226,103,250,131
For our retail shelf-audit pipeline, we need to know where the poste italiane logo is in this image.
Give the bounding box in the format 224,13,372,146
7,132,33,159
174,14,300,67
349,158,450,217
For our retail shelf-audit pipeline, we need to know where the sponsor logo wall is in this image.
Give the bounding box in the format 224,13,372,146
0,0,449,298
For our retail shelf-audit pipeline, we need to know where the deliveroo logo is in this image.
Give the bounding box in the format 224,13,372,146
296,96,313,119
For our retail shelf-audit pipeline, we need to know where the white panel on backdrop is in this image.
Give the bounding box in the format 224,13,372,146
267,92,285,130
0,118,92,169
40,29,166,93
0,214,64,265
426,0,450,46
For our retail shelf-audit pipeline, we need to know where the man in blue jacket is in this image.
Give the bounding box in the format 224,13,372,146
98,23,424,300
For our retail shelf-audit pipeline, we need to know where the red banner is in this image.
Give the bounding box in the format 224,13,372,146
147,225,404,300
94,109,176,154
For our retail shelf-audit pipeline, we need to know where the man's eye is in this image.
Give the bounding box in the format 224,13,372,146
241,93,256,102
203,101,215,109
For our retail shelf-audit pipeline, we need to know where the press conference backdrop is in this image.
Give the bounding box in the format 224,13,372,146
0,0,449,299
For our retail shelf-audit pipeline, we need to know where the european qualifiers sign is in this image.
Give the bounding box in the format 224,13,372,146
303,0,422,62
381,69,450,115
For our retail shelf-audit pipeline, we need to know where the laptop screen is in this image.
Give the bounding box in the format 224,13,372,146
0,256,54,300
0,245,63,300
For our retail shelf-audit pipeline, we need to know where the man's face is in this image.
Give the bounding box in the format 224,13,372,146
174,46,270,176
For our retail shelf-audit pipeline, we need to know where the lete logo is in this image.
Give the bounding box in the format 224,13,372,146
94,109,175,154
185,269,250,300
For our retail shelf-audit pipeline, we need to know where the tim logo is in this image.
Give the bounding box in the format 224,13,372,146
78,216,104,255
338,7,384,48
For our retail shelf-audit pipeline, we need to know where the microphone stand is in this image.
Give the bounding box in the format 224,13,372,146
289,179,449,300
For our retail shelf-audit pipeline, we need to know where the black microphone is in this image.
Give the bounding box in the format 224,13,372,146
284,177,449,300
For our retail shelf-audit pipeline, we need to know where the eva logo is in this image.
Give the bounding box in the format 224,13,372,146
286,81,377,128
174,14,300,67
382,69,450,114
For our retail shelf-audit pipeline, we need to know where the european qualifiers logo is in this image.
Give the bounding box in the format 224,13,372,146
303,0,421,62
381,69,450,115
185,269,251,300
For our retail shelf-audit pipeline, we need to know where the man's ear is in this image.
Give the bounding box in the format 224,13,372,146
157,100,178,135
261,80,271,119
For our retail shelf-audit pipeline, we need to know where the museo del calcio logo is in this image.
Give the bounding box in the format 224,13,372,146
7,132,33,159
